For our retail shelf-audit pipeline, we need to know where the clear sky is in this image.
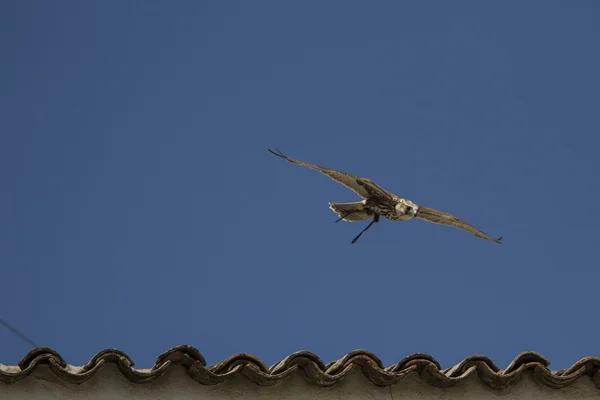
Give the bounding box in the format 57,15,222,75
2,1,599,371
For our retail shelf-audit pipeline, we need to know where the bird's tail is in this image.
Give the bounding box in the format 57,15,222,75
329,201,372,222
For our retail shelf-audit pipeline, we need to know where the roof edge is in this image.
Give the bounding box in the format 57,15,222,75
1,346,599,390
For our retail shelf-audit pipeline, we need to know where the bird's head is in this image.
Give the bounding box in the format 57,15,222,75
395,199,419,218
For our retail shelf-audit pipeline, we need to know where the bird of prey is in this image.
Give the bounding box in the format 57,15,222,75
268,148,502,244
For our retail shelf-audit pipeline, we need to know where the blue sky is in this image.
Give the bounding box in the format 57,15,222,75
2,1,599,371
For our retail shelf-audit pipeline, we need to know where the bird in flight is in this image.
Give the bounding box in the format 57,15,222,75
268,149,502,244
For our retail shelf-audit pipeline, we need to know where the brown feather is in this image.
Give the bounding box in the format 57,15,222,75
416,206,502,244
268,149,390,199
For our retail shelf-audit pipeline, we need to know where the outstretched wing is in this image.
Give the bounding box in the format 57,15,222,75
416,206,502,244
268,148,390,199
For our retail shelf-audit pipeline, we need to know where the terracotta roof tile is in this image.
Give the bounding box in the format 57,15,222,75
1,345,599,390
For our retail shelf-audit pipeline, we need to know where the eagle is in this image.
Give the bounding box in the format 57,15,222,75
269,149,502,244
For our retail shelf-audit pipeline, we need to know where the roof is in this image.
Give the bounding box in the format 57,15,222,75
1,346,599,390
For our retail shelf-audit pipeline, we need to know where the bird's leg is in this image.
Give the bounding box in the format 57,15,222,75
335,210,358,223
351,214,379,244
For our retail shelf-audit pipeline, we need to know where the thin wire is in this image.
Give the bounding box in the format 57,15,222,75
0,317,39,348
